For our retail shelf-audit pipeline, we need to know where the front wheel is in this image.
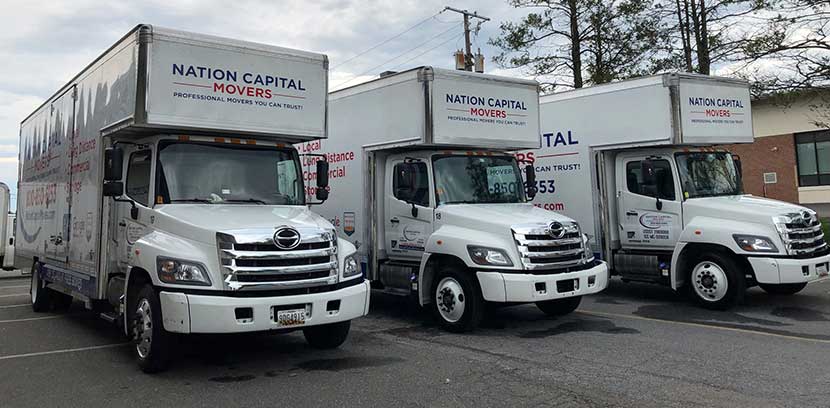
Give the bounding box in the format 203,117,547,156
431,267,484,332
536,296,582,316
759,282,808,295
303,321,351,349
131,284,172,373
687,252,745,310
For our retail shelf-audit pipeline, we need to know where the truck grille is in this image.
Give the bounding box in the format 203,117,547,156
512,222,589,272
217,228,338,290
781,216,827,258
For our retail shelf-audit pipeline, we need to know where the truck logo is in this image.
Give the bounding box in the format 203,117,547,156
549,222,565,238
273,226,301,250
343,212,355,236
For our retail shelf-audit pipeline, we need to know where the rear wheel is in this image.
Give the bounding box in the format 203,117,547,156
759,282,808,295
431,266,484,332
687,252,745,310
303,321,351,349
131,284,172,373
30,263,54,313
536,296,582,316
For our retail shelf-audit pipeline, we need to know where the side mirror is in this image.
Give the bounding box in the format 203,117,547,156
640,159,656,186
102,181,124,197
732,154,743,178
104,147,124,181
524,164,538,200
316,160,329,189
316,188,329,201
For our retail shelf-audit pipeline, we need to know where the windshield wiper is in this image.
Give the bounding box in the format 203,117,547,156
224,198,268,205
169,198,213,203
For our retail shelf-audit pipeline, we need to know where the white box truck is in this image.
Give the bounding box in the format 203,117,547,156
304,67,608,332
2,213,14,271
17,25,370,372
0,182,9,266
527,73,829,309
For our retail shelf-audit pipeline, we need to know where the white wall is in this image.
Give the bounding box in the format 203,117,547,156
753,94,828,138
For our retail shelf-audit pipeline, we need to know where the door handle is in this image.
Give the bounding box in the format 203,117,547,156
118,221,127,227
390,217,400,224
626,211,638,216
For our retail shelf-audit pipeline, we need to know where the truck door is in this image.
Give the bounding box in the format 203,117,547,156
118,148,153,266
617,155,682,250
46,86,76,263
384,157,434,261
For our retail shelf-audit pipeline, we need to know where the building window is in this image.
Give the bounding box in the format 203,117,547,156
795,130,830,186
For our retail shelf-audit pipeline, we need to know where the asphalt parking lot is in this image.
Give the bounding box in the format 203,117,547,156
1,275,828,408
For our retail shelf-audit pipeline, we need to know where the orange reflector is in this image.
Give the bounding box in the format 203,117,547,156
694,230,702,235
178,135,190,141
230,138,241,144
276,143,285,148
246,140,256,145
436,240,443,245
214,137,225,143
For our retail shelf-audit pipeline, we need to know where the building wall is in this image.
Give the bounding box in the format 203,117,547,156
723,134,798,203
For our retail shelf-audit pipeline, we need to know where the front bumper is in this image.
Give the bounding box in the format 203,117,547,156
158,279,370,333
748,253,830,284
476,260,609,303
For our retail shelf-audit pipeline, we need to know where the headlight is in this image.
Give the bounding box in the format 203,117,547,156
733,235,778,253
157,257,212,286
468,246,513,266
343,254,361,278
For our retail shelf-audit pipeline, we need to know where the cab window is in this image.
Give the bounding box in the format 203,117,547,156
393,162,430,207
126,150,152,206
626,159,676,200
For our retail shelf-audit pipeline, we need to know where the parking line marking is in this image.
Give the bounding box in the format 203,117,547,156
0,293,27,298
0,316,63,324
577,310,830,344
0,304,29,309
0,343,129,361
0,285,29,290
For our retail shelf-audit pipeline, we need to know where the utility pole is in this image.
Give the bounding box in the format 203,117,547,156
444,6,489,71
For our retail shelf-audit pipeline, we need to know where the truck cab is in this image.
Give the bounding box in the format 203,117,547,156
605,146,828,307
373,149,607,331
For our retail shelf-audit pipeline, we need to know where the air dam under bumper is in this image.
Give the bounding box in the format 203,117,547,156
158,279,370,333
747,253,830,284
476,261,609,303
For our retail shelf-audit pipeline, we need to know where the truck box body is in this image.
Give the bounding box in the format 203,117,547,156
17,25,329,299
306,67,541,258
530,73,753,250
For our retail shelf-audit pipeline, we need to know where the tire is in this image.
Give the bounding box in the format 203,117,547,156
131,284,172,373
687,252,745,310
536,296,582,316
431,266,484,332
30,263,54,313
303,321,351,349
759,282,808,295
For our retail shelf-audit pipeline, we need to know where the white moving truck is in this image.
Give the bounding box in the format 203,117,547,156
17,25,370,372
0,183,9,266
528,73,829,309
305,67,608,332
3,213,14,270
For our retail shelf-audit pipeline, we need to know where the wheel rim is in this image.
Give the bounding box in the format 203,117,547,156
30,266,39,304
692,261,729,302
435,277,466,323
134,298,153,359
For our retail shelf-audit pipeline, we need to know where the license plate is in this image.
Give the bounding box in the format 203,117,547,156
817,263,828,277
275,308,306,327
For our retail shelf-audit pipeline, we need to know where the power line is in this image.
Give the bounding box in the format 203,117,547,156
387,32,465,72
333,26,461,89
331,10,451,70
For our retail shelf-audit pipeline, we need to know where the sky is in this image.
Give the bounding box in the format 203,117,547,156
0,0,529,210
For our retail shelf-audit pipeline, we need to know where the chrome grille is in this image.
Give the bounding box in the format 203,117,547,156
218,228,338,290
513,222,589,271
781,216,827,257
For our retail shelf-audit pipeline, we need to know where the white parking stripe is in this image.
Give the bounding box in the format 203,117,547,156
0,293,27,298
0,286,29,290
0,316,63,324
0,343,128,361
0,304,29,309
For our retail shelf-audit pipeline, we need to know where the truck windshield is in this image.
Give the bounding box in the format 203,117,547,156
675,152,742,198
432,155,525,205
156,141,304,205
